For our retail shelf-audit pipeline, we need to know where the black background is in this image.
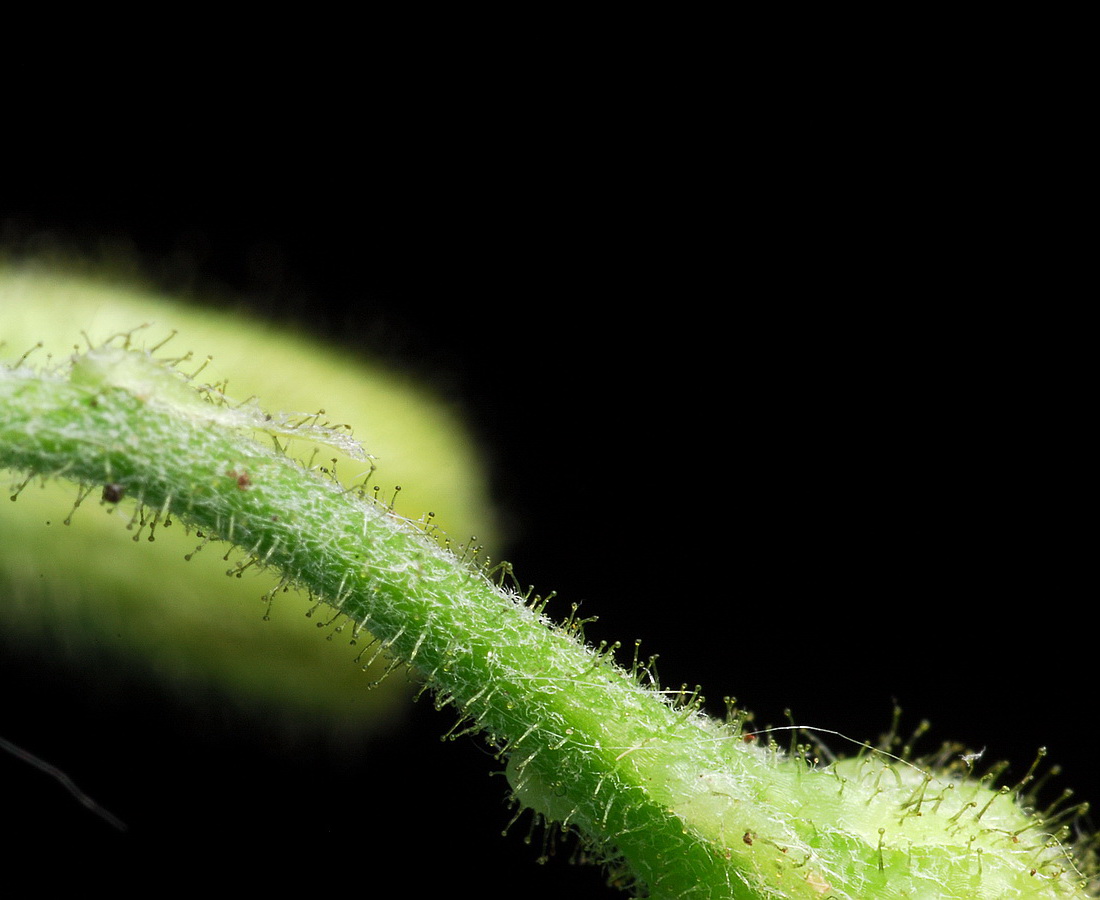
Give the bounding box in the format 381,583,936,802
1,109,1091,895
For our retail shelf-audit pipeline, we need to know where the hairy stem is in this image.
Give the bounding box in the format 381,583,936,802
2,347,1095,900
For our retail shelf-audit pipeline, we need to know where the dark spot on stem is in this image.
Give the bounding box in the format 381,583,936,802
102,483,126,504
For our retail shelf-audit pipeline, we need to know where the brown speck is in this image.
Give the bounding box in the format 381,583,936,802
102,483,126,503
228,470,252,490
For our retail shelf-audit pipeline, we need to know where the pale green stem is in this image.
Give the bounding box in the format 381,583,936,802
2,353,1095,900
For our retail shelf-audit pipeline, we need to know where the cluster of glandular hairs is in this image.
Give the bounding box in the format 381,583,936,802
1,345,1097,900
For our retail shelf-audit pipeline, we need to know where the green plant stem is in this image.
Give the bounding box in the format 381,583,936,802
2,353,1095,900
